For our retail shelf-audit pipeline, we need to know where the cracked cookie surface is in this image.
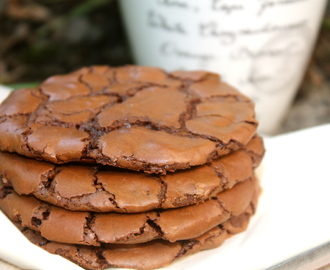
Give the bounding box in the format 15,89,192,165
0,176,259,245
0,65,258,174
0,136,264,212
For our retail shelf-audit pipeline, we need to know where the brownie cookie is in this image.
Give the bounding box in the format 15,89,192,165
0,65,258,174
0,176,258,245
0,135,264,213
16,202,256,270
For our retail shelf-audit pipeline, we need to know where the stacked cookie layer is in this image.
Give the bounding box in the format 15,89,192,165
0,66,264,270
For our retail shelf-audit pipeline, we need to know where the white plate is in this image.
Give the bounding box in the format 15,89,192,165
0,85,11,101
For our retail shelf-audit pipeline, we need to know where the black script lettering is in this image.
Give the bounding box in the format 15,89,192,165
231,46,293,61
157,0,190,9
258,0,308,16
211,0,244,15
199,21,236,45
248,73,273,88
257,0,275,16
160,41,215,61
239,20,307,36
147,10,186,34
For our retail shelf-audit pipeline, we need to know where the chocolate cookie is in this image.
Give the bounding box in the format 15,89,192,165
0,176,258,245
0,65,258,174
16,202,256,270
0,135,264,213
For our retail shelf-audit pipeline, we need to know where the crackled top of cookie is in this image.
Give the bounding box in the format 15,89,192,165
0,65,258,173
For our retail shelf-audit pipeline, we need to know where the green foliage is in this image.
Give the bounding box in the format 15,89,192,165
6,82,39,90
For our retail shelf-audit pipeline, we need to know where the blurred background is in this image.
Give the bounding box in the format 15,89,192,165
0,0,329,134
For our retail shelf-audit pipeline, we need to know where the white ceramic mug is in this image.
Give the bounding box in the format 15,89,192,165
120,0,327,135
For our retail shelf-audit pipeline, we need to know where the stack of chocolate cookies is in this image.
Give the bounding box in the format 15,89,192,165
0,66,265,270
